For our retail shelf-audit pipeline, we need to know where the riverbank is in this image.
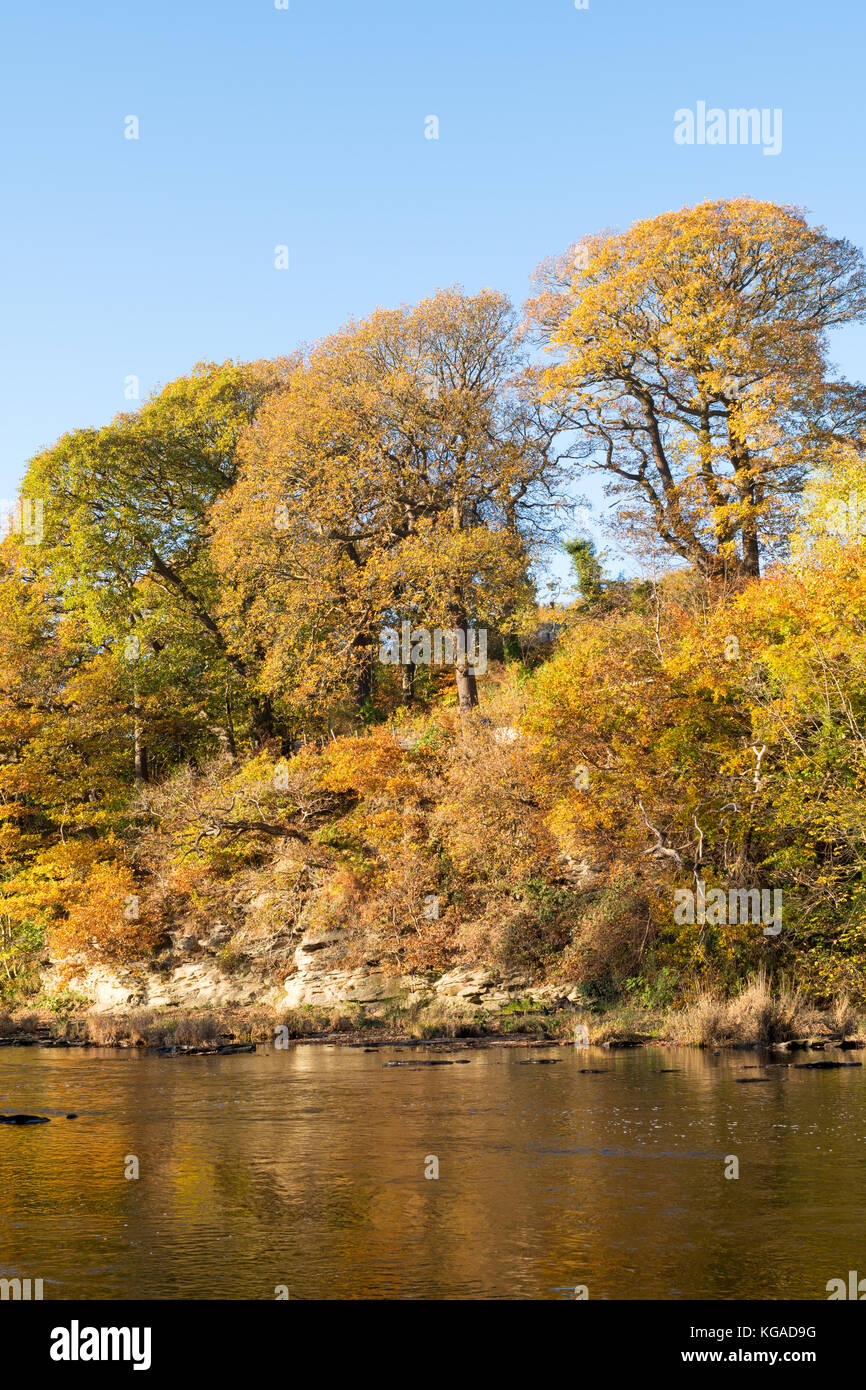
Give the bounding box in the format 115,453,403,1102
2,980,864,1053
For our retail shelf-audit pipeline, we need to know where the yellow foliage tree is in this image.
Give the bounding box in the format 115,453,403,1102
526,198,866,581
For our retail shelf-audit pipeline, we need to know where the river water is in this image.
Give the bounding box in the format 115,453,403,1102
1,1042,864,1300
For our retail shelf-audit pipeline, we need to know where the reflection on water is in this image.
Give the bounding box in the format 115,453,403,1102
1,1044,864,1299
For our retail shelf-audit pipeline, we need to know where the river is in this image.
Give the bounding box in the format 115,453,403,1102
1,1042,863,1299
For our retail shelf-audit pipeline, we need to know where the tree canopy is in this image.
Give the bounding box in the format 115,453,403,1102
526,198,866,581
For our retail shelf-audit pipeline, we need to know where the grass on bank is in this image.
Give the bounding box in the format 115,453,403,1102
667,972,860,1046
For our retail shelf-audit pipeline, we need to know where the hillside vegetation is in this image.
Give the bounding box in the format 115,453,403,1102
3,197,866,1023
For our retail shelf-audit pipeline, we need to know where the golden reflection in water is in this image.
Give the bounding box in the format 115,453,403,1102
0,1045,863,1299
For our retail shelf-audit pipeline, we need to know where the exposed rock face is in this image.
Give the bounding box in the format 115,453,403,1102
283,969,417,1008
284,963,584,1012
146,963,272,1009
41,959,285,1013
42,925,585,1018
293,928,349,971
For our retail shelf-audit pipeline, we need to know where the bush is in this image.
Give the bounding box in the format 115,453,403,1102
49,857,167,970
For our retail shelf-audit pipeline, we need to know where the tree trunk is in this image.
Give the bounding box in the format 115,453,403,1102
728,404,761,580
133,675,148,784
741,511,761,579
401,661,415,705
224,685,237,758
352,635,374,711
249,694,275,748
454,658,479,712
448,608,479,712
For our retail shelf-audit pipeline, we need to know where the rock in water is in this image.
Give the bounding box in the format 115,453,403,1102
795,1061,862,1069
384,1059,460,1067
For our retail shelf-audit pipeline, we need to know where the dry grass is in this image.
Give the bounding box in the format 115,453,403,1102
9,981,863,1051
669,971,811,1046
173,1014,221,1046
84,1015,127,1045
403,999,485,1039
667,991,733,1047
728,971,803,1045
583,1003,663,1045
828,994,861,1037
126,1010,158,1045
7,1010,43,1034
276,1007,347,1038
83,1009,225,1047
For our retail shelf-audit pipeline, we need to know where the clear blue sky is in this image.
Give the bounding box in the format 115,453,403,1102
2,0,865,575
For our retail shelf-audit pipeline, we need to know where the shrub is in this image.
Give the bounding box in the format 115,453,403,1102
49,857,167,970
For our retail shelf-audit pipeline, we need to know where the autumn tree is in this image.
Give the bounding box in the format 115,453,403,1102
526,199,866,582
524,433,866,1001
0,535,148,983
22,359,293,760
212,288,571,714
